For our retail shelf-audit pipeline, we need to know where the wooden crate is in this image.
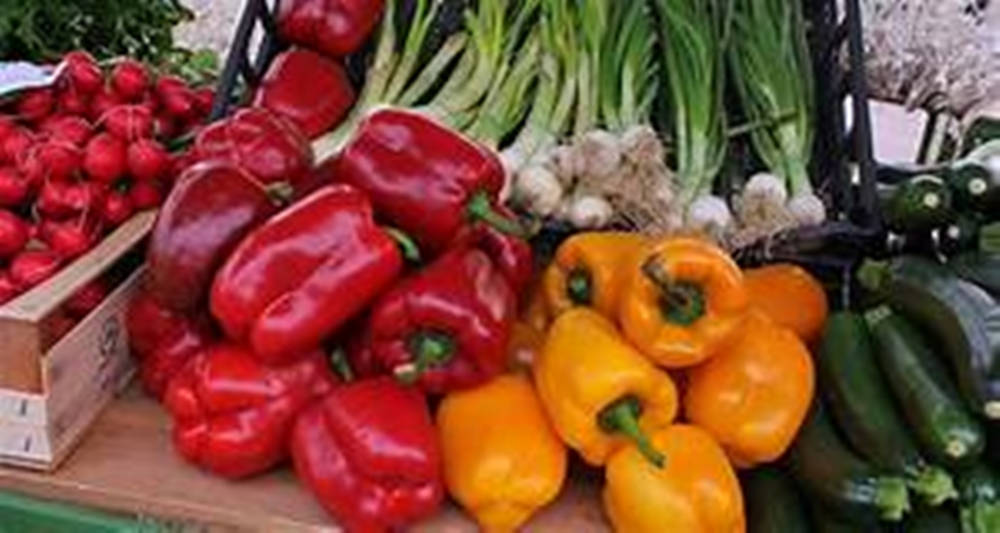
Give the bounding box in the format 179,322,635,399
0,211,156,471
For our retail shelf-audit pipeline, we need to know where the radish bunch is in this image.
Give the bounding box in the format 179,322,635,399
0,50,214,312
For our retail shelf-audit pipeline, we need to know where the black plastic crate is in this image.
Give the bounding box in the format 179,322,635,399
211,0,879,261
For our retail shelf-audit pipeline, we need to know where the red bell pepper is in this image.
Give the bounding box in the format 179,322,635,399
277,0,385,59
335,109,522,254
193,108,313,188
291,376,443,532
450,208,534,299
210,184,411,365
147,161,281,312
164,342,335,479
252,48,355,139
126,289,213,399
361,246,517,394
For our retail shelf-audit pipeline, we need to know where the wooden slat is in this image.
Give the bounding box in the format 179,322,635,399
0,386,611,532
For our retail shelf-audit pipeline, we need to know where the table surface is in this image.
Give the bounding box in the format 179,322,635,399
0,385,611,532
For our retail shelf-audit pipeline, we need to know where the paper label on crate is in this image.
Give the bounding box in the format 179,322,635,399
0,61,65,97
0,390,48,426
0,421,51,462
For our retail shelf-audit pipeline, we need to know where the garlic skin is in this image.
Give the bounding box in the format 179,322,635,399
513,165,564,217
549,144,578,187
743,172,789,205
621,125,664,168
687,195,734,233
572,129,623,181
567,194,614,229
787,192,827,226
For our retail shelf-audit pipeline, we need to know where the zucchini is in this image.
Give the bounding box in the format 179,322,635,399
858,256,1000,419
936,213,983,256
948,161,1000,213
950,251,1000,296
956,462,1000,533
880,174,954,233
865,306,986,466
787,402,910,523
819,312,957,504
742,467,809,533
903,506,961,533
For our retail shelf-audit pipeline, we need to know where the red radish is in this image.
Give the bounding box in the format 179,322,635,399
58,85,91,115
43,116,93,147
89,87,124,123
138,91,159,114
16,89,55,122
37,180,104,218
10,250,63,289
65,278,109,317
193,88,215,116
0,210,29,257
83,133,128,183
40,218,98,259
0,116,16,142
153,114,179,140
101,189,134,225
111,60,150,101
16,149,45,187
0,167,28,206
129,180,163,209
63,51,103,94
37,140,83,181
102,105,153,141
0,271,20,305
127,139,169,181
1,128,33,165
155,75,186,96
155,76,196,120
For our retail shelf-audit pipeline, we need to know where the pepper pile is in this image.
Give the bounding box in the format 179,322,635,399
0,50,215,333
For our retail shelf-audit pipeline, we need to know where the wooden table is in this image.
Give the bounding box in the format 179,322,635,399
0,385,611,532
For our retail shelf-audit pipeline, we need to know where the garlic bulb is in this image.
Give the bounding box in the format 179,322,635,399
572,129,623,182
687,195,734,233
513,165,564,217
743,172,789,205
568,194,614,229
787,193,827,226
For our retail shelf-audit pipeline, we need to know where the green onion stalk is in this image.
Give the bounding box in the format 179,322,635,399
729,0,825,225
651,0,733,234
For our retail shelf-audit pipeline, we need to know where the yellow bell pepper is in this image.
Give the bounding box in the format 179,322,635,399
685,312,815,468
543,232,648,320
437,374,567,532
619,237,749,368
534,308,678,467
604,424,746,533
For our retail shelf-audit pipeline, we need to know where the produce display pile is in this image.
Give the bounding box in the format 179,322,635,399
3,0,1000,532
0,51,215,334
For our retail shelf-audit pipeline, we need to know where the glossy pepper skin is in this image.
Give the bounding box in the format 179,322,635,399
450,209,534,298
211,185,404,365
604,424,746,533
147,161,280,312
277,0,385,58
437,374,567,532
193,108,313,189
336,109,517,254
252,48,355,139
534,309,679,467
363,246,517,394
164,343,335,479
619,238,749,368
685,312,815,468
543,232,648,320
291,377,444,533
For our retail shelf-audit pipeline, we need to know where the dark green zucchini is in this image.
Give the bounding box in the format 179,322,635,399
787,402,910,523
956,462,1000,533
742,466,809,533
936,213,983,256
858,256,1000,420
948,161,1000,213
950,252,1000,296
903,505,961,533
819,312,956,504
880,174,955,233
865,306,985,466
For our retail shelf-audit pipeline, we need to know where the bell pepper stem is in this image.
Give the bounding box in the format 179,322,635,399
598,397,665,468
567,268,592,305
641,259,706,327
330,349,354,383
466,191,526,238
395,331,456,384
264,182,295,206
384,227,422,263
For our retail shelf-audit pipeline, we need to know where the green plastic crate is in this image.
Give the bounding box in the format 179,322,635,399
0,491,172,533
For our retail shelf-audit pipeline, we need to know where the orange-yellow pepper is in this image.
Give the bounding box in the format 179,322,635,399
619,237,749,368
543,232,648,320
604,424,746,533
534,308,678,467
507,321,545,370
743,263,828,343
684,312,815,468
437,374,567,533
